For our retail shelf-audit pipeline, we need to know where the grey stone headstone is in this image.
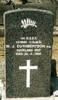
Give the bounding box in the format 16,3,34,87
4,8,54,98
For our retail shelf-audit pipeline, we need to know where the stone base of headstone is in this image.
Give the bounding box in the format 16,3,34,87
5,97,58,100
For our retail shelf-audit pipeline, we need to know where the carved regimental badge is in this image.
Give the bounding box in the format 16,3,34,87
21,18,37,29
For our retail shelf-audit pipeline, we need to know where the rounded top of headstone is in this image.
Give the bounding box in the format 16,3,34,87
4,8,54,16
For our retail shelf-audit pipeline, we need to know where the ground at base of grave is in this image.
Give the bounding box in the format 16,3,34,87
3,97,58,100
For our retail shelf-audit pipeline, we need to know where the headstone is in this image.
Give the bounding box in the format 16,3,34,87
4,8,54,97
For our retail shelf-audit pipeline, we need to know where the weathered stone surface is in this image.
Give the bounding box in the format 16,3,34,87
4,8,54,97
